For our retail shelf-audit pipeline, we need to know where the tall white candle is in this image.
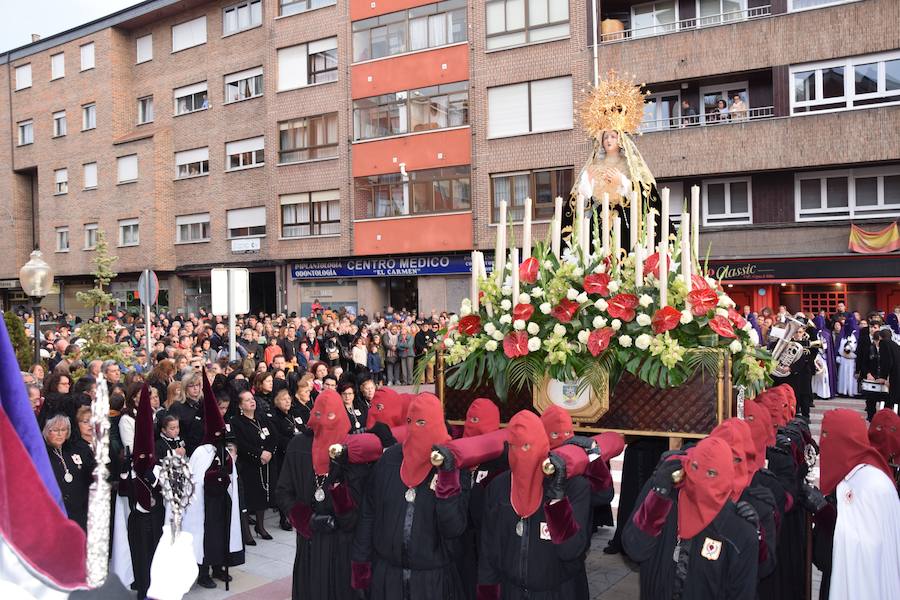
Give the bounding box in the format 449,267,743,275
681,213,692,294
470,250,480,312
645,210,656,254
575,194,585,255
690,185,700,260
511,247,520,303
552,197,563,258
613,215,621,267
635,244,644,288
629,192,639,251
496,200,507,284
601,193,610,254
658,241,668,307
581,208,591,260
660,187,670,258
522,197,532,260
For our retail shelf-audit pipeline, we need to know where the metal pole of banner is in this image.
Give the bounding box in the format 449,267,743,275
228,270,237,362
592,0,600,87
143,270,153,363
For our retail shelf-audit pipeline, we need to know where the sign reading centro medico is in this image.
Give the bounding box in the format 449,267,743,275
291,254,496,279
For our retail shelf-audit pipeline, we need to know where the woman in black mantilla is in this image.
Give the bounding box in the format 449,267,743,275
232,389,278,540
272,387,306,530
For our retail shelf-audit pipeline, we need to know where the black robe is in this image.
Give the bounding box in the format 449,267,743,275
879,338,900,408
47,442,94,531
275,433,367,600
352,444,468,600
477,473,592,600
202,446,244,568
610,437,668,551
232,413,279,511
738,482,778,580
622,482,759,600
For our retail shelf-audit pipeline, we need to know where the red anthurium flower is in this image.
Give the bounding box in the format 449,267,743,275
457,315,482,336
503,331,530,358
709,315,737,338
583,273,611,296
651,306,682,334
587,328,615,357
606,294,639,322
691,273,712,290
688,288,719,316
513,303,535,322
519,257,539,284
643,252,660,279
728,308,747,329
551,299,580,323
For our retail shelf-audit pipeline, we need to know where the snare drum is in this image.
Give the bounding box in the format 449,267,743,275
861,380,888,394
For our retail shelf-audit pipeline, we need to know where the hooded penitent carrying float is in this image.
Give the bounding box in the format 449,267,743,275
419,71,774,442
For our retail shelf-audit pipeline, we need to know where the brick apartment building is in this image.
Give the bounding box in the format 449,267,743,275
0,0,898,319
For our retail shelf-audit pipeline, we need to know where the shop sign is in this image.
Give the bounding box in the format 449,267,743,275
708,255,900,281
0,280,19,289
291,253,496,279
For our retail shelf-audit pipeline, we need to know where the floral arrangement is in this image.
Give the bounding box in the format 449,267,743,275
430,197,774,402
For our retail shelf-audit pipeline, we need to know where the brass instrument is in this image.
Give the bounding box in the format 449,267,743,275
771,316,821,378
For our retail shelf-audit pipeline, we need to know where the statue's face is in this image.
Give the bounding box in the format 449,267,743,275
602,130,620,154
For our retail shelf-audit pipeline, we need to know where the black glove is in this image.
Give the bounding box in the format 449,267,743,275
543,453,567,501
649,458,684,498
735,500,759,528
309,514,336,533
744,486,775,509
564,436,596,454
432,445,456,472
141,469,157,486
367,422,397,448
800,483,827,514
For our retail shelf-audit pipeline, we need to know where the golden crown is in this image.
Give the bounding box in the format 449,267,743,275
580,70,649,138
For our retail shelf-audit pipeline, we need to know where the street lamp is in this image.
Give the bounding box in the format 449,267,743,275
19,250,54,366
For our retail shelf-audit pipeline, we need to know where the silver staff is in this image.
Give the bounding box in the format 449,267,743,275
85,372,111,587
158,454,195,542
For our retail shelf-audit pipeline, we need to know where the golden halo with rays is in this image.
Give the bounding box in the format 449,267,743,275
579,69,649,139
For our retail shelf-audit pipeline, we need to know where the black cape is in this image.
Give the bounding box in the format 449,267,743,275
232,413,279,511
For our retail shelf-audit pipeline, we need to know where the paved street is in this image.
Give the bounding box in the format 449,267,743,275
186,392,862,599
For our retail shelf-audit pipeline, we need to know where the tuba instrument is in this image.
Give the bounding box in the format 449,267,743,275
770,315,821,378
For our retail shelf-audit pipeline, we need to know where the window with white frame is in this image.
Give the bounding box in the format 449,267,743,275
641,90,681,131
789,0,855,11
53,111,67,137
136,34,153,63
278,37,337,91
795,166,900,221
56,227,69,252
701,81,749,123
138,96,153,124
702,178,751,226
117,154,138,183
175,147,210,179
281,190,341,238
176,213,211,243
630,1,678,38
17,120,33,146
280,0,335,17
278,113,338,163
791,50,900,114
14,64,31,90
119,218,140,246
351,0,467,62
80,43,95,70
485,0,570,50
226,137,265,170
51,53,65,80
84,223,98,249
227,206,266,238
82,103,96,130
174,82,209,115
224,0,262,35
696,0,746,27
353,81,469,140
54,169,68,195
225,67,263,103
172,16,207,52
83,162,98,189
487,76,572,138
490,167,573,222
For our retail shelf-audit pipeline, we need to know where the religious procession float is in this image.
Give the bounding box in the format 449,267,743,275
424,72,775,440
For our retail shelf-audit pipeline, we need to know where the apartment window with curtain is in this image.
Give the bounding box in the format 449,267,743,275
176,213,211,243
17,120,33,146
56,227,69,252
227,206,267,238
119,218,140,246
356,166,470,218
53,111,67,137
54,169,68,195
351,0,467,62
277,37,337,90
80,43,95,70
353,81,468,140
136,34,153,63
487,76,573,138
280,0,336,17
138,96,154,124
82,103,96,130
491,167,573,222
795,166,900,221
702,178,752,226
84,224,98,250
278,113,338,163
83,162,98,189
485,0,570,50
172,16,207,52
15,64,31,90
225,67,263,103
226,137,265,170
174,82,209,115
223,0,262,35
791,50,900,114
117,154,138,183
175,147,210,179
51,53,65,79
281,190,341,238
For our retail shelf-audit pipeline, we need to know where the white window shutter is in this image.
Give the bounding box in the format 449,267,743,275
117,155,138,182
530,77,572,133
308,37,337,54
51,54,65,79
227,206,266,228
80,43,95,70
225,66,263,84
176,213,210,226
175,147,209,165
226,137,264,155
84,163,98,188
278,44,308,91
174,81,208,99
136,34,153,63
488,83,529,137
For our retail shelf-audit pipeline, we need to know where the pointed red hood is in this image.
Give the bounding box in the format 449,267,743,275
758,389,788,428
508,410,550,519
744,400,774,471
541,405,574,449
820,409,892,494
133,384,156,474
464,398,500,438
400,393,449,489
365,387,410,429
869,408,900,464
201,369,226,445
677,437,734,539
711,418,755,501
310,390,351,476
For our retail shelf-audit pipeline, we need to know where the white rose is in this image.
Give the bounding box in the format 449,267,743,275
608,280,620,293
729,340,743,354
539,302,552,315
527,337,542,352
449,314,459,324
680,310,693,324
444,338,455,349
715,307,729,317
566,288,579,301
611,319,622,331
460,305,472,316
484,322,497,335
593,262,607,274
501,286,512,297
485,340,498,352
619,335,633,348
577,330,590,344
576,292,589,305
725,297,736,308
499,314,512,325
501,299,512,311
639,294,653,308
741,322,752,332
543,260,554,269
553,324,567,337
593,315,607,329
573,267,584,278
717,295,730,307
492,330,505,341
749,329,760,346
636,313,652,327
527,322,540,335
635,334,652,350
531,287,544,298
514,319,526,331
594,298,608,311
518,293,531,305
705,276,717,287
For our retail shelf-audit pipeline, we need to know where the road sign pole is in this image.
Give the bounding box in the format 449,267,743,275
143,269,153,362
228,269,237,361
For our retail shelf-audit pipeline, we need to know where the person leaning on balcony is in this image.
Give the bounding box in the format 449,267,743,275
680,100,698,127
730,95,748,121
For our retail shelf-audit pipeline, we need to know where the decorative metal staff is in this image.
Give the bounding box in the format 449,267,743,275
158,454,195,542
85,373,111,587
